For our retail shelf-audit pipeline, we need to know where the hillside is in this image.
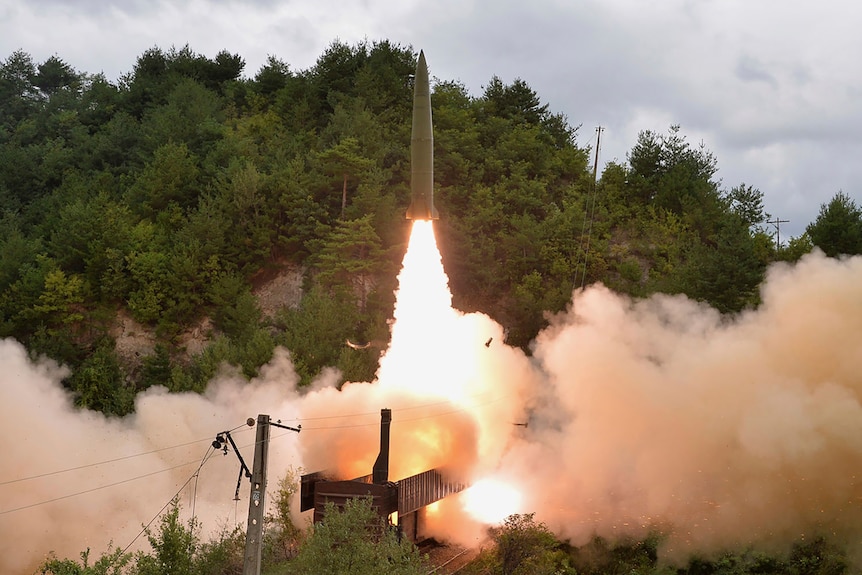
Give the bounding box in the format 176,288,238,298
5,39,862,575
1,40,826,413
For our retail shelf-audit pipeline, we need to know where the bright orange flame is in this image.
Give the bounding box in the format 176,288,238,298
377,221,496,404
377,221,460,399
462,478,523,525
372,220,525,513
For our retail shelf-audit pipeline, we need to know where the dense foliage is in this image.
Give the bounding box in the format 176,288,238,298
13,37,862,575
1,40,858,407
274,498,427,575
40,499,852,575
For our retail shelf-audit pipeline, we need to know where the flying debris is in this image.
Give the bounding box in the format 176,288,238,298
406,50,439,220
345,339,372,350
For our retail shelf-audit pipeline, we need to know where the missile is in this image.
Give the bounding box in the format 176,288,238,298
406,50,439,220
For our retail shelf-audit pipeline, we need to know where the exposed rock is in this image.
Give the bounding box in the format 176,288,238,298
110,310,156,372
178,316,213,357
253,265,305,317
109,265,305,373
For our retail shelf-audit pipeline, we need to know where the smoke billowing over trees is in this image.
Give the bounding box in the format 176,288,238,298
2,40,862,574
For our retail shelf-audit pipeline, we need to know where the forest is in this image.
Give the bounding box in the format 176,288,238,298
3,40,862,574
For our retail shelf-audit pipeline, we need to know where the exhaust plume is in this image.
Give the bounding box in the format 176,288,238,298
497,251,862,560
2,223,862,570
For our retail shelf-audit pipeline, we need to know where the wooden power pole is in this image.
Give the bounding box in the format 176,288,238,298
768,217,790,251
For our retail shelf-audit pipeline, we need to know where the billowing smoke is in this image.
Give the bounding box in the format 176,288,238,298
0,346,309,573
492,251,862,560
2,227,862,571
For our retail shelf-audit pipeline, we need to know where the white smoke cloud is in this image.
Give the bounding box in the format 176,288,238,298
0,347,308,573
3,246,862,571
500,251,862,560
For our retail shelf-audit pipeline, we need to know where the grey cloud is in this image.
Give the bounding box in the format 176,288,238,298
735,54,778,87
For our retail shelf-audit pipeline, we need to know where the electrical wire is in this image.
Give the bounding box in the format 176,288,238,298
574,125,603,290
2,392,510,491
282,393,512,432
302,396,506,431
1,392,516,563
273,389,504,425
0,421,251,487
190,446,210,534
0,455,211,516
117,445,217,558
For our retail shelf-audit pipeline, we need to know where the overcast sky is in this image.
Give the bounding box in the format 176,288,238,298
2,0,860,238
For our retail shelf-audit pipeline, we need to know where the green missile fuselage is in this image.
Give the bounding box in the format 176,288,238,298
406,50,439,220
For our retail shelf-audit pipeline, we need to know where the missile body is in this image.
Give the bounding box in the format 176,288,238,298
406,50,438,220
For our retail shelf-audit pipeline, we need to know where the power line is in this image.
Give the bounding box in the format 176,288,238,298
118,446,217,558
0,421,254,487
0,455,213,516
296,393,512,431
2,394,511,488
575,126,604,290
1,446,220,575
274,390,503,425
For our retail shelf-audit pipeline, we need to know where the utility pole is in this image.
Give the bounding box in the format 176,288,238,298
768,217,790,251
243,414,270,575
576,126,603,290
238,415,301,575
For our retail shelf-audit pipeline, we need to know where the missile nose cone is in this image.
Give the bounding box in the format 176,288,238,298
415,51,429,95
407,50,438,220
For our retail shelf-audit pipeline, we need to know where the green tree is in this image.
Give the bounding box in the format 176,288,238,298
317,137,375,218
142,77,223,158
788,537,847,575
34,55,80,98
567,535,663,575
671,210,769,313
806,191,862,257
254,55,292,98
207,271,263,341
125,141,201,217
727,183,766,228
493,514,574,575
69,339,134,415
194,526,245,575
47,190,135,297
264,470,304,564
125,248,170,324
282,497,427,575
353,40,414,120
307,40,369,120
0,50,40,129
30,268,85,327
466,514,574,575
482,76,549,126
775,232,813,262
135,499,198,575
40,547,133,575
0,217,41,292
627,125,722,231
214,161,274,271
89,111,145,175
273,285,362,387
139,344,173,389
314,215,389,310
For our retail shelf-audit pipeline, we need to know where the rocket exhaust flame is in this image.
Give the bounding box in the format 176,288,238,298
463,478,523,525
3,50,862,571
4,228,862,569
